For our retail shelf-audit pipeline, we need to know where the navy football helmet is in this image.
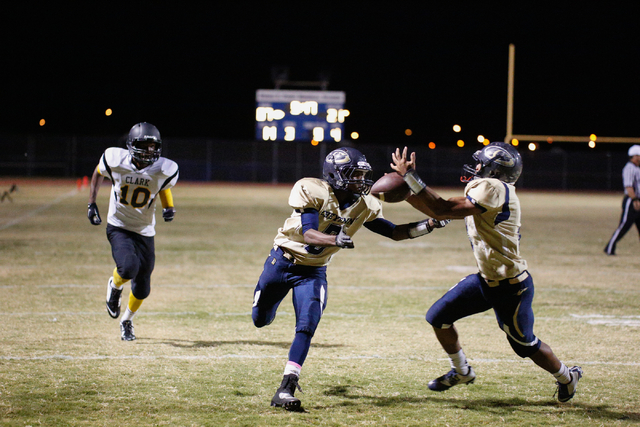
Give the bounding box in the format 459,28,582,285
462,141,523,184
323,147,374,195
126,122,162,165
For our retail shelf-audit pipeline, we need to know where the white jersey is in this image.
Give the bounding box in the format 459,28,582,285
464,178,527,281
97,147,179,237
273,178,384,267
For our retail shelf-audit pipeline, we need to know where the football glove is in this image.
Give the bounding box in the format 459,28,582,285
162,207,175,222
431,219,450,228
335,226,354,249
87,202,101,225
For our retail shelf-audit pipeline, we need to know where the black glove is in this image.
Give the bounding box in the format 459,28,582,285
335,226,354,249
162,207,175,222
87,203,101,225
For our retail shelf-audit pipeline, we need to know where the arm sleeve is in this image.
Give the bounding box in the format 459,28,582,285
301,208,319,234
159,188,174,208
363,218,396,238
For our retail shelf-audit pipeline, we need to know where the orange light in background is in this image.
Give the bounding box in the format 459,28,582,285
350,132,359,140
428,142,436,149
105,108,113,116
588,141,596,148
511,139,519,146
405,129,412,136
453,124,461,133
457,140,465,147
311,140,319,146
528,142,538,151
590,134,597,142
547,137,553,144
483,140,490,146
39,119,45,126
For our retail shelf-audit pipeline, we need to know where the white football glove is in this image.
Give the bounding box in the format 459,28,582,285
335,226,354,249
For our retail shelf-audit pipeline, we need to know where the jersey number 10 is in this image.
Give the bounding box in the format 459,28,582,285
119,185,151,208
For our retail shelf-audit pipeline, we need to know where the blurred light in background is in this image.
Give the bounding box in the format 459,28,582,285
428,142,436,149
39,119,45,127
511,139,519,146
457,140,464,147
405,129,412,136
350,132,359,140
590,134,597,142
105,108,113,116
477,135,485,143
453,124,461,133
588,140,596,148
528,142,538,151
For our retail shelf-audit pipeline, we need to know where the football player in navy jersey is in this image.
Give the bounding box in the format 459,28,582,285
88,122,179,341
252,147,449,411
391,143,582,403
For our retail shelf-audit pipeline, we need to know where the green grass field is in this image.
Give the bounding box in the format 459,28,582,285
1,178,639,426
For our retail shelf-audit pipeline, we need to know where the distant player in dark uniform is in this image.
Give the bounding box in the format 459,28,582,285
252,147,449,411
391,142,582,403
604,145,640,255
88,122,179,341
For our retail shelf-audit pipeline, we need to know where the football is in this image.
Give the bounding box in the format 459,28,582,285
371,173,410,203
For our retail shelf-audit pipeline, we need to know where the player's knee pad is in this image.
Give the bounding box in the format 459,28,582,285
252,306,276,328
508,336,541,358
117,255,140,280
130,278,150,300
426,303,449,328
295,310,322,337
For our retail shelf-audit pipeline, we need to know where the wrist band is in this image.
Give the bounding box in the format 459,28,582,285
403,169,426,194
408,219,433,238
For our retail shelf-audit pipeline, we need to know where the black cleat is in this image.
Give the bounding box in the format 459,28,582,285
556,366,583,402
271,374,303,411
120,320,136,341
106,277,122,319
428,366,476,391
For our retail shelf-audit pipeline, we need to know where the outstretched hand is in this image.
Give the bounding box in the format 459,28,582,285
390,147,416,176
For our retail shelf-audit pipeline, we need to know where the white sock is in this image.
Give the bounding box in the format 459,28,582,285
120,307,136,323
283,361,301,378
448,349,470,375
553,363,571,384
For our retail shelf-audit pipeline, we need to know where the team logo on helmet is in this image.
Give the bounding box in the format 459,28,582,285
483,146,516,167
329,151,351,165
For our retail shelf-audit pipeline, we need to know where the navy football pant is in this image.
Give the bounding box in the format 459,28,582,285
426,272,541,358
106,224,155,300
252,247,327,366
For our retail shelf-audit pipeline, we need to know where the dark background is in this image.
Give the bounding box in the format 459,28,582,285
2,3,639,151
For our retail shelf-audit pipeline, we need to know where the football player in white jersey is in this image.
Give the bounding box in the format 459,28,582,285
87,122,179,341
253,147,449,411
390,142,582,402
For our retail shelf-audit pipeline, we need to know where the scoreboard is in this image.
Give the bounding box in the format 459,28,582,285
255,89,349,142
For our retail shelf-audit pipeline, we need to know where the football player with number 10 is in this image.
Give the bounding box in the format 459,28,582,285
88,122,179,341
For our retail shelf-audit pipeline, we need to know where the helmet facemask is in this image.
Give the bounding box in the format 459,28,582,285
127,139,162,166
334,165,374,195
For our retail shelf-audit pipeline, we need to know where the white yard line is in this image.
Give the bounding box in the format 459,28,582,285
0,189,78,231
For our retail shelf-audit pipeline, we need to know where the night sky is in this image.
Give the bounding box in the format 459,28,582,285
3,3,639,148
